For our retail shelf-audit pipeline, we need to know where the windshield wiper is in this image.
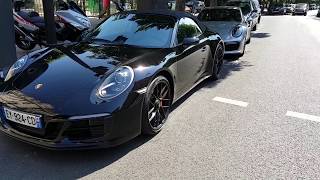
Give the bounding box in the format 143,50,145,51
115,43,145,48
88,38,113,45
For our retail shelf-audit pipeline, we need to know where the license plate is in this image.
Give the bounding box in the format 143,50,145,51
3,107,42,128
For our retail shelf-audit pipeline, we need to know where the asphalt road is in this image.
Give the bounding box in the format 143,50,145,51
4,11,320,179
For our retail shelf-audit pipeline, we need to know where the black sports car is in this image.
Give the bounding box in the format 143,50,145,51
0,11,224,149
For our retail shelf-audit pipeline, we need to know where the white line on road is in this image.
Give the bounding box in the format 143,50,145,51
213,97,248,107
286,111,320,123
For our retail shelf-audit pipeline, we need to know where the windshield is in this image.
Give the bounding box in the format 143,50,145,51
296,4,307,8
226,1,252,15
198,9,242,22
87,13,176,48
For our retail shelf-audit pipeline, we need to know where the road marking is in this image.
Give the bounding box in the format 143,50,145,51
286,111,320,123
213,97,248,107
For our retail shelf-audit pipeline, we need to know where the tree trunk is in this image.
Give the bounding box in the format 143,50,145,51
176,0,186,11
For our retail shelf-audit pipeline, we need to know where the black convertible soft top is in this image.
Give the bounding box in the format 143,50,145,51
122,10,207,31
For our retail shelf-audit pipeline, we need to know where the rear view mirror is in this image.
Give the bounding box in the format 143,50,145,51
183,37,200,46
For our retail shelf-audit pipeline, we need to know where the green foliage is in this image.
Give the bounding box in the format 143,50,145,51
177,24,197,43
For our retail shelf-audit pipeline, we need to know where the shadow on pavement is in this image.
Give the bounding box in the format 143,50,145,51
172,60,253,110
0,133,152,179
251,32,271,39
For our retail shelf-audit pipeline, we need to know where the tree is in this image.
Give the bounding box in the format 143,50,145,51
176,0,186,11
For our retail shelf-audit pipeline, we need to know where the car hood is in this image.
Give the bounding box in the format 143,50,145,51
2,43,159,116
202,21,240,40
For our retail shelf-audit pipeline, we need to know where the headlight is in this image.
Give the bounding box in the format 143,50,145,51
4,55,28,81
97,66,134,99
232,26,243,38
11,55,28,71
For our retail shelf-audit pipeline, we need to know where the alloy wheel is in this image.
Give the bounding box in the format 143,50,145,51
147,79,172,130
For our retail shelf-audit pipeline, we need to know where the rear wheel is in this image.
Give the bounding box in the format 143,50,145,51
142,76,172,135
211,43,224,80
252,24,257,31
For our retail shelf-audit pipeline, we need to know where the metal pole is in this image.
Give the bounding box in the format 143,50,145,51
42,0,57,45
0,0,17,74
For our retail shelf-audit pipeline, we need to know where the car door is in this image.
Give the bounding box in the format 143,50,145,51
174,17,210,96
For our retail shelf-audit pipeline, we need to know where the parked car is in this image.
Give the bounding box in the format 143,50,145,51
198,6,250,57
293,3,308,16
268,3,286,15
250,0,262,23
283,4,295,14
309,4,317,10
0,10,225,149
225,0,260,31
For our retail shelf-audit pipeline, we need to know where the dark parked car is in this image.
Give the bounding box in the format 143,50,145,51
293,3,308,16
268,4,286,15
225,0,260,31
198,6,250,57
283,4,295,14
0,11,225,149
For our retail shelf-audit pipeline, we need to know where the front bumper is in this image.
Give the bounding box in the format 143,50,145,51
0,95,144,150
224,40,246,55
294,10,307,14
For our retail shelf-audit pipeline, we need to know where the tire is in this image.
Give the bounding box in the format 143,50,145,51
304,13,307,16
292,13,295,16
142,76,173,135
252,24,257,31
211,43,224,80
15,37,36,51
239,42,246,57
246,38,251,44
258,16,261,23
246,31,251,44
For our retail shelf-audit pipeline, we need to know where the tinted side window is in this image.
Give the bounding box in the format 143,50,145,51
177,18,202,44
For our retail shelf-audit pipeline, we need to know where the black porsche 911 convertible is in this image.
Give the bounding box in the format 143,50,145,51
0,10,224,149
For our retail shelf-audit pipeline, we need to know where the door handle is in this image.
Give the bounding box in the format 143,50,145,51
201,47,207,52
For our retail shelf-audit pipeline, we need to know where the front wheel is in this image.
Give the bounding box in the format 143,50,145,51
142,76,172,135
211,43,224,80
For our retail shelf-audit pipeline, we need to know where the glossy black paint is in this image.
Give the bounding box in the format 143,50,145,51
0,11,223,149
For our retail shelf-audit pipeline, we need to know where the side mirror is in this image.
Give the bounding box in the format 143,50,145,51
183,37,200,47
